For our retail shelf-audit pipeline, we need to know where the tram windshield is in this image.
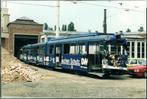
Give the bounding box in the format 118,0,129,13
102,41,128,68
110,44,127,55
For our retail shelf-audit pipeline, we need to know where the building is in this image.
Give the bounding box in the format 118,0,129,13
7,16,43,57
123,32,146,59
1,6,43,57
1,7,10,49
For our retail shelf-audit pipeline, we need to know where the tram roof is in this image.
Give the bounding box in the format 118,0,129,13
52,32,114,40
21,32,127,49
22,42,46,48
47,32,118,44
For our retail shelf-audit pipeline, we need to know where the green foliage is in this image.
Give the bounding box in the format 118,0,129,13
138,26,144,32
126,28,131,32
49,27,53,31
44,23,48,30
54,25,56,31
62,24,67,31
68,22,76,31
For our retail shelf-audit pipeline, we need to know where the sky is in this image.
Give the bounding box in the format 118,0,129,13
2,0,147,33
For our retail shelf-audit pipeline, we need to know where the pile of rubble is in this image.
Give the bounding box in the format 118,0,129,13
1,47,42,83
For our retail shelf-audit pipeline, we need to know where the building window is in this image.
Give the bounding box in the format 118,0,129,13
132,42,134,58
142,42,144,58
128,42,130,58
137,42,140,58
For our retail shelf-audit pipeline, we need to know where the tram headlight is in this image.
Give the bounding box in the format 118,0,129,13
102,58,108,65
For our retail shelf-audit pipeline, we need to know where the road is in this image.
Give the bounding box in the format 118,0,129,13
1,65,146,98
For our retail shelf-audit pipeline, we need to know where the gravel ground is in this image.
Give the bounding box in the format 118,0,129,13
1,65,146,98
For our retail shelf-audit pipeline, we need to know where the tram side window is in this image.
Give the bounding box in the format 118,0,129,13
56,47,59,54
64,44,70,54
28,48,31,55
99,45,108,52
89,44,102,54
70,44,76,54
49,45,54,54
70,44,79,54
111,45,116,54
56,45,61,54
32,47,37,56
99,45,104,52
89,44,96,54
38,46,45,56
79,44,87,55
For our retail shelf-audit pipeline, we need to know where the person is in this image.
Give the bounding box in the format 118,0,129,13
105,52,114,65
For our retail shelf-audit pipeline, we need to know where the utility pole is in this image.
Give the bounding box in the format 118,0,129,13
103,9,107,34
56,0,60,37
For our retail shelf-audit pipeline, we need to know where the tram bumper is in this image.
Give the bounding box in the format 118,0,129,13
103,65,127,75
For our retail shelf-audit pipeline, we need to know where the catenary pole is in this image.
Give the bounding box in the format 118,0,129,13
56,0,60,37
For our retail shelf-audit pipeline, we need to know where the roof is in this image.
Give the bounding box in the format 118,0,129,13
123,32,146,39
8,16,42,26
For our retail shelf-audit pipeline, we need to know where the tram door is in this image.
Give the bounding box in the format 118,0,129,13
88,43,102,72
55,44,62,67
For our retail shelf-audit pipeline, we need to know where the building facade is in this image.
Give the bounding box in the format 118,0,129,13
123,32,146,59
1,6,43,57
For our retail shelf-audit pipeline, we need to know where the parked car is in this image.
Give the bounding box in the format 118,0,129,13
127,59,147,78
127,58,142,67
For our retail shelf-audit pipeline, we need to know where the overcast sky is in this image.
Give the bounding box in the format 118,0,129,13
2,0,146,33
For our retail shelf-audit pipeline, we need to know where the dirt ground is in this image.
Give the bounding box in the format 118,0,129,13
1,47,42,83
1,65,146,98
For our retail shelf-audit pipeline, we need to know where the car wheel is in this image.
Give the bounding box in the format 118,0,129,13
144,71,147,78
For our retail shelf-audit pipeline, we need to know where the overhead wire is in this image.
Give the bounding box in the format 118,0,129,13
8,1,56,7
78,1,146,13
8,1,146,13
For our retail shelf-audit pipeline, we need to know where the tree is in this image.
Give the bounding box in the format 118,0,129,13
126,28,131,32
54,25,56,31
138,26,144,32
62,24,64,31
48,27,53,31
43,23,48,30
62,24,67,31
68,22,76,31
64,25,67,31
62,24,66,31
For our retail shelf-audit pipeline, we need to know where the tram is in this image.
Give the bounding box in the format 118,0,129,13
19,32,128,77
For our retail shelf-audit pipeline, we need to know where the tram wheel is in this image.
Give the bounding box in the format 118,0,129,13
102,73,110,78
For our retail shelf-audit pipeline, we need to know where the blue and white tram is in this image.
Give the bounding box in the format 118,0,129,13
19,32,128,77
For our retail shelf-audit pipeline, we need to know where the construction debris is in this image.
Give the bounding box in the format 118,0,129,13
1,47,42,83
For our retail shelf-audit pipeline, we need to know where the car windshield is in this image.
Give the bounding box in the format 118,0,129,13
127,59,146,66
139,59,147,66
130,59,138,64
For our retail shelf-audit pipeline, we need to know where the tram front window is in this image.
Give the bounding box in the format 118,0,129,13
110,43,127,55
103,43,127,67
